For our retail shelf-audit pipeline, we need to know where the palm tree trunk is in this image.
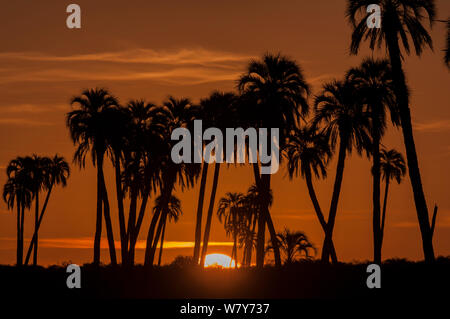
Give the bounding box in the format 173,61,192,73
157,217,167,266
372,134,382,264
113,152,127,265
386,30,435,262
304,170,338,263
252,163,281,268
253,163,265,268
200,162,221,266
94,152,103,265
144,207,161,266
321,138,347,263
380,179,390,249
126,184,138,265
128,184,151,265
233,233,238,269
149,210,166,266
19,204,25,266
33,192,39,266
25,183,54,266
100,161,117,265
16,201,22,266
193,163,208,263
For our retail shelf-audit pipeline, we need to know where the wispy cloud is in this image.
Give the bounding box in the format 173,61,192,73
0,48,250,85
0,103,65,114
414,120,450,132
0,118,55,126
0,49,252,66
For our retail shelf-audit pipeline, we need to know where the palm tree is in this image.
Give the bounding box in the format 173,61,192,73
217,192,244,268
266,228,315,264
379,148,406,250
346,58,398,264
314,79,371,263
198,91,238,266
238,185,260,266
144,96,200,266
66,88,118,265
347,0,436,262
3,163,32,266
284,126,338,262
156,194,182,266
238,53,310,268
24,155,70,266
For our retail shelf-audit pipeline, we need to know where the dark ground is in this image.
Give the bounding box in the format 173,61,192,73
1,257,449,299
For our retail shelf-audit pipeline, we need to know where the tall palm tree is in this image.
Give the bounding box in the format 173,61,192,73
238,53,310,268
379,148,406,249
66,88,118,265
266,228,315,264
3,163,32,266
24,155,70,265
284,126,338,262
156,194,182,266
346,58,398,264
144,97,200,266
198,91,238,266
347,0,436,262
314,79,371,263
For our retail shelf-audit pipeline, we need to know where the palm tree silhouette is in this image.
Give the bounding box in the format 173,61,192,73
24,155,70,266
66,88,119,265
284,125,338,262
238,53,310,268
155,194,182,266
266,228,315,265
346,58,398,264
197,91,238,266
314,79,371,263
379,148,406,250
3,158,32,266
347,0,436,262
217,192,244,268
239,185,261,266
144,96,199,266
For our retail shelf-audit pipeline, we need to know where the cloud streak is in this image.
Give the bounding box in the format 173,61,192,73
0,48,250,86
414,120,450,132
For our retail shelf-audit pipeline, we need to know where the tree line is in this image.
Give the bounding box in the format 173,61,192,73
3,0,448,267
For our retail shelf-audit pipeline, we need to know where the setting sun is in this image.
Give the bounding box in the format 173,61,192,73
204,253,237,268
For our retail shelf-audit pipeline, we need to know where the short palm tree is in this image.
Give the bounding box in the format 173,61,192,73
347,0,436,262
24,155,70,265
379,148,406,249
267,228,315,264
284,125,338,262
66,87,118,265
3,165,32,266
217,192,244,268
156,194,182,266
346,58,398,263
314,79,371,263
238,53,310,268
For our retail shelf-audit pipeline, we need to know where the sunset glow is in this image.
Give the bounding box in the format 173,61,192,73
204,253,237,268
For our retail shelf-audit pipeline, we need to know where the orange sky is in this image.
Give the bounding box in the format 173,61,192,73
0,0,449,265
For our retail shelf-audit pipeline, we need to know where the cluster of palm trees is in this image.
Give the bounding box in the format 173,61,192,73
3,0,446,267
2,155,70,266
